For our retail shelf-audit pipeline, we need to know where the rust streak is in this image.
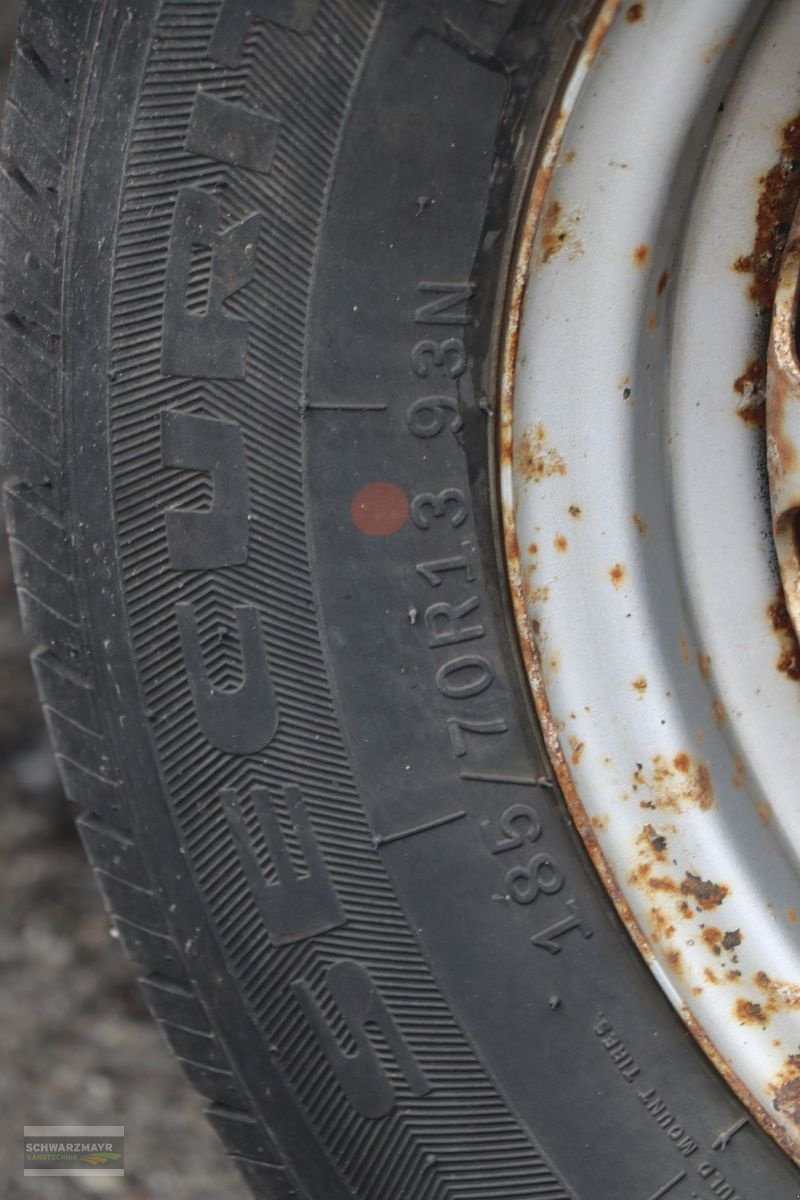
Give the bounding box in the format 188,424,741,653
768,582,800,680
734,357,766,427
734,114,800,312
632,511,648,538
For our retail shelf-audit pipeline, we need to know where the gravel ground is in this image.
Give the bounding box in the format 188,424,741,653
0,5,249,1196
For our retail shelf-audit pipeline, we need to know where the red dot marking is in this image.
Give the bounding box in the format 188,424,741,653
350,482,409,536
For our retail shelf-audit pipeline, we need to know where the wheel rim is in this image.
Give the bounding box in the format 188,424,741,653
501,0,800,1164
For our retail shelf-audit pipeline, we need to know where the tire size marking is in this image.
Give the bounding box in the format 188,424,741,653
408,281,593,956
481,800,592,953
409,283,509,763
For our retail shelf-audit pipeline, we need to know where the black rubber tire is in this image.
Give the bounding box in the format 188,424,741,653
1,2,798,1197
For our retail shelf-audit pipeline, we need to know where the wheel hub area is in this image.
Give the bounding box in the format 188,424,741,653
501,0,800,1164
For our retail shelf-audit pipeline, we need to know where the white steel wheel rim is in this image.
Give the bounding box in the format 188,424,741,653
501,0,800,1164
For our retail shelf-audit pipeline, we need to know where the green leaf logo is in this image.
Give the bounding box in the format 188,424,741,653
78,1152,122,1167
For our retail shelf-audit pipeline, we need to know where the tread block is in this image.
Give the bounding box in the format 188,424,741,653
159,1021,228,1071
42,704,109,772
0,208,59,300
177,1058,244,1107
5,485,68,575
94,868,167,932
17,585,81,658
0,315,57,408
57,755,130,828
32,648,97,731
9,50,69,152
205,1105,281,1165
9,537,77,624
139,974,211,1033
18,0,90,52
233,1158,299,1199
112,916,185,980
1,101,62,198
0,251,60,332
16,1,82,76
77,815,142,884
0,369,59,461
0,165,58,260
0,422,60,500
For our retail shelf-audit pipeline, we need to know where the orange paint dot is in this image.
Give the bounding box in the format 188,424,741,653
350,482,409,536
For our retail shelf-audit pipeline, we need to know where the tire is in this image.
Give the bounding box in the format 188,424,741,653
1,2,797,1197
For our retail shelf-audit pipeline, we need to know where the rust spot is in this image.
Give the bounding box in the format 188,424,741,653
754,970,800,1013
632,511,648,539
638,825,671,864
568,504,582,518
789,908,798,924
688,774,717,815
734,357,766,427
625,2,644,22
756,799,772,826
735,998,766,1024
727,969,742,981
649,875,678,893
712,698,726,727
723,929,742,951
702,927,723,956
665,948,682,975
554,533,568,553
679,634,690,664
703,35,736,65
633,243,650,267
609,562,626,588
631,675,647,693
647,308,657,332
564,148,576,164
648,906,676,943
538,199,583,266
528,542,538,555
704,967,720,985
591,812,609,832
770,1053,800,1129
733,113,800,312
516,422,567,483
733,754,746,789
636,753,715,812
525,583,550,605
768,583,800,680
568,735,585,766
656,269,670,296
681,872,728,910
697,652,711,679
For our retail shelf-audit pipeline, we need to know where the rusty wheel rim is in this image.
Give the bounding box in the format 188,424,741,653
500,0,800,1164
